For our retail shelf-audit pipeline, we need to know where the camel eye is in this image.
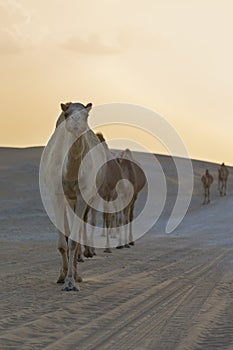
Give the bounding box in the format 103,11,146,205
64,112,69,119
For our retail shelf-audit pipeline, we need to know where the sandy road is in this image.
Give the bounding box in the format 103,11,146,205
0,228,233,350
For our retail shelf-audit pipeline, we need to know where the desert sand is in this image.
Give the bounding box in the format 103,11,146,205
0,147,233,350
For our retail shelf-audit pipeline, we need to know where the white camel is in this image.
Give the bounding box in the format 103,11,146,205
40,102,106,291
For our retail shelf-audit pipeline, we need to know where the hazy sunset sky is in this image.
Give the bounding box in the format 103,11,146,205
1,0,233,164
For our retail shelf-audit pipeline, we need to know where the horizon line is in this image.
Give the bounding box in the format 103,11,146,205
0,145,232,167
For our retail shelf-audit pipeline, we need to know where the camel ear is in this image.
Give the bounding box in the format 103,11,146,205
61,103,69,112
85,103,92,113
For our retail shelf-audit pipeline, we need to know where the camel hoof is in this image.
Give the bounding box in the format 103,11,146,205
57,277,65,284
129,241,135,246
74,272,83,283
57,270,67,284
84,252,94,258
62,278,80,291
62,285,79,292
76,276,83,283
104,248,112,253
124,244,130,248
116,245,124,249
84,248,94,258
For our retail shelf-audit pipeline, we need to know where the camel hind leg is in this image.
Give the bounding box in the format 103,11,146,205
129,197,137,246
57,232,68,283
116,211,124,249
84,207,97,257
104,211,112,254
218,178,222,196
77,243,85,262
123,205,131,248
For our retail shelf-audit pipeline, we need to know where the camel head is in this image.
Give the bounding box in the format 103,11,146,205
95,132,106,143
61,102,92,136
116,148,133,165
120,148,133,160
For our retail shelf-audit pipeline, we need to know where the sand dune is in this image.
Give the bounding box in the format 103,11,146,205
0,147,233,350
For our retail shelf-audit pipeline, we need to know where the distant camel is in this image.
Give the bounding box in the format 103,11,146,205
201,169,214,204
41,102,106,291
218,162,229,196
117,149,146,248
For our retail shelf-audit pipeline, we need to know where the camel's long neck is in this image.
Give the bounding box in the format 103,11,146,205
64,135,84,182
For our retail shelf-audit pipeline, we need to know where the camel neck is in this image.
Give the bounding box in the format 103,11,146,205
64,135,84,181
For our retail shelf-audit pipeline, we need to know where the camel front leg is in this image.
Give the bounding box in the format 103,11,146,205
63,195,87,291
207,187,210,203
202,187,207,205
74,244,83,282
83,207,94,258
82,206,93,258
62,238,79,291
224,180,227,195
52,196,69,283
90,208,97,255
116,211,124,249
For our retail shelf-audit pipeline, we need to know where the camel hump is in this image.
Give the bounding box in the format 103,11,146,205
96,132,106,143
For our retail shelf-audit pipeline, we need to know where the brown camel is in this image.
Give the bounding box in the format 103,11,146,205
76,132,124,255
201,169,214,204
218,162,229,196
116,149,146,248
95,132,123,253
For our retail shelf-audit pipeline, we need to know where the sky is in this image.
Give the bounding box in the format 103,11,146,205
1,0,233,165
